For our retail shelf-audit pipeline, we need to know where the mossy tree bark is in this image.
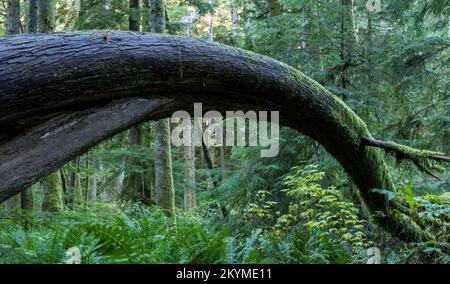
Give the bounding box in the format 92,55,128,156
151,0,176,217
41,173,64,212
0,32,444,241
155,119,176,217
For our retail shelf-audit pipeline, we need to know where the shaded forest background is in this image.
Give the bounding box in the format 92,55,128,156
0,0,449,264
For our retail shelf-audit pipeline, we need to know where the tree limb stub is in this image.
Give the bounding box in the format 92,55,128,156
0,31,438,242
362,137,450,179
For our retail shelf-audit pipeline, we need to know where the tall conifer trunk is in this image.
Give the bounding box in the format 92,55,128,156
151,0,176,218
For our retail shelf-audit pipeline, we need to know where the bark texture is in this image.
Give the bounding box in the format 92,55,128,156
0,31,434,241
150,0,165,33
26,0,38,33
151,0,176,217
41,173,64,212
154,118,176,217
37,0,54,33
4,0,21,212
129,0,140,31
7,0,20,35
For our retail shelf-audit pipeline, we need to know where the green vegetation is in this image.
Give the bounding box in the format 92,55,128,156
0,0,449,264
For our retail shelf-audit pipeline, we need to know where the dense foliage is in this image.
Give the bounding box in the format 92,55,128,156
0,0,449,264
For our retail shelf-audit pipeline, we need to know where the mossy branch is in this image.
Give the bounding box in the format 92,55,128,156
362,137,450,179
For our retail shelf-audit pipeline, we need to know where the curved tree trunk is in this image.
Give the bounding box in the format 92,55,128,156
0,31,432,241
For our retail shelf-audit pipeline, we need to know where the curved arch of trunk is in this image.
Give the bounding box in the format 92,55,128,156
0,31,432,241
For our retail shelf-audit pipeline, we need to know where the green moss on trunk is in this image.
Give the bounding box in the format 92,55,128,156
42,173,64,212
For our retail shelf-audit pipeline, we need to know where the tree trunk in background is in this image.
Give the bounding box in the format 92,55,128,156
151,0,176,217
219,145,226,181
230,1,238,35
230,1,238,44
7,0,20,35
26,0,38,33
150,0,165,33
184,6,195,37
183,20,197,211
155,119,176,217
200,122,215,189
20,188,33,210
143,0,150,32
112,160,126,202
67,158,83,210
74,160,83,208
183,120,196,211
84,159,90,206
301,9,309,52
121,127,151,203
60,168,67,203
90,173,97,204
267,0,281,17
67,161,76,209
79,0,88,17
38,0,54,33
20,0,37,211
121,1,152,204
339,0,355,91
88,160,99,205
76,0,93,28
207,0,214,41
41,173,64,212
129,0,140,31
4,0,21,212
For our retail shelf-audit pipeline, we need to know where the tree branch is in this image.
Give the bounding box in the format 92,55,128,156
362,137,450,179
